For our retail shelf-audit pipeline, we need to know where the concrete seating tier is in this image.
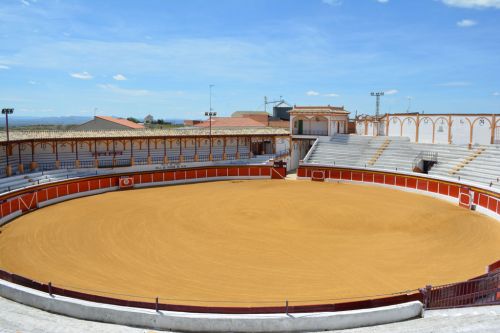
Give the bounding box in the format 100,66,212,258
303,135,500,188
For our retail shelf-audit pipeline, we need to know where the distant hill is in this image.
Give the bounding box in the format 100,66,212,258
1,116,92,127
1,116,184,128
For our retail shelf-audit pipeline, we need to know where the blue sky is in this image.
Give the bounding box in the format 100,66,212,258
0,0,499,120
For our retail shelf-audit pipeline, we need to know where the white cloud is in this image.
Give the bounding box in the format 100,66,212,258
385,89,398,95
98,84,151,96
324,93,340,97
70,71,93,80
322,0,342,6
457,19,477,27
493,92,500,96
377,0,389,3
306,90,320,96
28,80,37,85
437,81,471,87
113,74,127,81
0,65,10,70
441,0,500,8
20,0,30,6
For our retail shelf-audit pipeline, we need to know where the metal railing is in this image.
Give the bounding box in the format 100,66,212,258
60,161,75,169
114,159,132,167
97,160,114,168
39,162,56,171
79,160,95,168
302,139,319,163
423,270,500,309
183,155,195,163
134,158,148,166
412,151,438,170
293,130,329,136
151,156,164,165
197,154,210,162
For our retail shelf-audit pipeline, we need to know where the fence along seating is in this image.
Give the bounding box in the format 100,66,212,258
0,143,254,178
0,169,97,194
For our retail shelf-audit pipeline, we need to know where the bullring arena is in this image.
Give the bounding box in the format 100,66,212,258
1,180,500,307
0,121,499,332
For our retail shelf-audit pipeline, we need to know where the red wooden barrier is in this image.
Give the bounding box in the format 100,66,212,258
298,166,500,217
0,165,274,220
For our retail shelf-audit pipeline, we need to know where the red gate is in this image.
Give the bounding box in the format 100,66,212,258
459,186,472,209
271,161,287,179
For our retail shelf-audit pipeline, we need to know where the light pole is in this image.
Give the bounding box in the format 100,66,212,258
209,84,214,113
370,92,384,136
206,84,216,160
205,111,217,159
2,108,14,171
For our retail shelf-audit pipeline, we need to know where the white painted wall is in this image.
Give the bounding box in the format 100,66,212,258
418,117,434,144
434,117,449,144
472,117,492,145
358,114,498,145
0,280,423,333
401,117,417,142
450,116,470,145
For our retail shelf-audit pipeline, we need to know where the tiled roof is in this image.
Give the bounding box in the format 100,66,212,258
194,117,267,127
96,116,145,129
290,105,349,114
231,111,270,117
0,127,289,143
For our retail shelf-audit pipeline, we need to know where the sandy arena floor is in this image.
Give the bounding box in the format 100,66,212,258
0,180,499,307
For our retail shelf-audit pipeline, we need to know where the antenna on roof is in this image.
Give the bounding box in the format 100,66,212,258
94,107,97,118
264,96,284,113
406,97,412,113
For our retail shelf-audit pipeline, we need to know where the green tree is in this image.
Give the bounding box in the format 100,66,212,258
127,117,140,123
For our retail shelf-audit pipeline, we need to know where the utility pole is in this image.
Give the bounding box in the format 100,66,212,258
370,92,384,136
406,97,412,113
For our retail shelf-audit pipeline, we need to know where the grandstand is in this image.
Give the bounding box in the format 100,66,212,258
302,134,500,189
0,127,289,177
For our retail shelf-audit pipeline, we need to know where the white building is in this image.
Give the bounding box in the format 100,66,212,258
289,105,350,137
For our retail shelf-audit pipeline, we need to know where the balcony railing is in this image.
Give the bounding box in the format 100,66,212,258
293,130,329,136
